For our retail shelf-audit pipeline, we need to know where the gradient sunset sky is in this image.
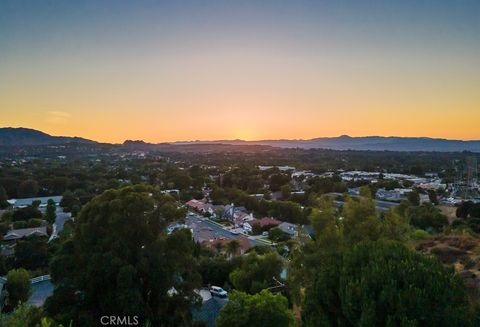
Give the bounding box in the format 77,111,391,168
1,0,479,143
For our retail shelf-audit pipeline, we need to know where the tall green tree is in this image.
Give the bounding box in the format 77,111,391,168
216,290,294,327
0,185,9,208
14,235,49,270
45,185,200,326
230,252,283,294
45,199,56,224
226,240,240,257
6,269,31,310
17,180,39,198
302,241,471,327
341,195,382,244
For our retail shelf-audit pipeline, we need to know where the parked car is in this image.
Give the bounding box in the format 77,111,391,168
262,231,269,236
210,286,228,298
230,229,240,235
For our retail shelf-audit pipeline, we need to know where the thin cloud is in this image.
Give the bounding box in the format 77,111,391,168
45,111,71,124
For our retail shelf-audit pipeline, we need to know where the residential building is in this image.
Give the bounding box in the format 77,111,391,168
243,217,282,234
7,196,63,209
277,222,298,237
3,226,48,242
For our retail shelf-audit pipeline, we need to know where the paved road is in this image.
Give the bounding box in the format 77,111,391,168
186,214,265,246
186,215,235,239
49,210,72,241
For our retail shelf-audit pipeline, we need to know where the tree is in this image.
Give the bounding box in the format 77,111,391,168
381,209,410,241
269,174,290,192
302,241,471,327
407,191,420,206
12,206,42,222
268,227,285,242
342,196,382,244
226,240,240,257
45,199,56,224
17,180,39,198
0,304,42,327
6,269,31,310
59,191,80,213
198,256,242,287
214,242,224,254
216,290,294,327
0,185,9,209
14,235,49,270
280,184,291,200
406,203,448,231
229,252,283,294
45,185,201,326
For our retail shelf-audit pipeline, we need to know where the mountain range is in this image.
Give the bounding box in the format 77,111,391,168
1,127,480,152
178,135,480,152
0,127,95,146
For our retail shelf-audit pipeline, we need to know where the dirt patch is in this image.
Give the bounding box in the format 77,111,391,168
415,234,480,290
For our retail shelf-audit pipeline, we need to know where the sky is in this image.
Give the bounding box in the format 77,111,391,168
1,0,479,143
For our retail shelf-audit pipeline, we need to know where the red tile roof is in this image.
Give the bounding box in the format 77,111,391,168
250,217,282,227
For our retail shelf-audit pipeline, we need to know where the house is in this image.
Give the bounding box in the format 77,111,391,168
186,199,207,211
200,203,215,215
7,196,63,209
192,228,217,243
223,204,248,220
3,226,48,241
243,217,282,234
277,222,298,237
232,212,254,228
419,193,431,204
204,236,252,257
376,188,412,201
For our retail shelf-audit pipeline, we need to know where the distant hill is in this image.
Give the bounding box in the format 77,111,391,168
174,135,480,152
2,128,479,152
0,128,95,146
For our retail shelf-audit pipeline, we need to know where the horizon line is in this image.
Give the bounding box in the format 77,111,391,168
2,126,480,144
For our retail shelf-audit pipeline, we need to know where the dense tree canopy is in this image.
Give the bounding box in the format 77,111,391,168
216,290,294,327
230,252,283,294
6,268,31,311
45,199,56,224
302,241,471,327
14,235,49,271
16,180,39,198
0,185,8,208
45,185,199,326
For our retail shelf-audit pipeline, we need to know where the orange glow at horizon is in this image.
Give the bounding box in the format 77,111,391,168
1,1,479,143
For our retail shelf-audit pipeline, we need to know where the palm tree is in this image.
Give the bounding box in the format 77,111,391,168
214,241,224,254
226,240,240,257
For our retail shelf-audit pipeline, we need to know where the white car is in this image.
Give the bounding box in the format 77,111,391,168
210,286,228,298
230,229,240,235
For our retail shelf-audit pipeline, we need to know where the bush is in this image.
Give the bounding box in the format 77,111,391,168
12,207,42,222
0,222,10,235
26,219,43,228
467,218,480,233
410,229,431,240
12,221,27,229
